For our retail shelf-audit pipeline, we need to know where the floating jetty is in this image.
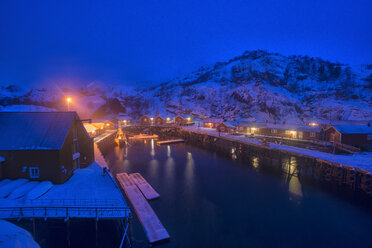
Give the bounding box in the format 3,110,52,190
129,134,158,140
116,173,170,243
129,173,160,200
156,139,184,145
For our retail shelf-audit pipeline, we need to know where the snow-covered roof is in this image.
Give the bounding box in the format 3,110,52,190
238,121,267,128
84,124,98,133
223,121,238,128
333,125,372,134
203,118,224,123
266,123,322,132
179,115,192,119
0,112,79,150
117,116,133,120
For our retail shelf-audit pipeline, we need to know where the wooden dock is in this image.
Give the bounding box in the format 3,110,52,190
116,173,170,243
129,173,160,200
156,139,184,145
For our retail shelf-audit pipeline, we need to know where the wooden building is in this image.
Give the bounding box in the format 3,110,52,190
174,115,193,126
104,120,115,129
325,125,372,148
84,123,102,137
139,115,151,125
216,122,237,133
154,116,165,126
237,121,267,134
237,122,322,141
203,118,224,128
117,115,133,126
258,124,322,141
0,112,94,184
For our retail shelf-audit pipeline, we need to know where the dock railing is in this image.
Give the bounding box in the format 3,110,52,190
0,205,131,219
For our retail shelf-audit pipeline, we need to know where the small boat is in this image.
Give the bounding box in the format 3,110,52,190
115,121,126,146
129,134,158,140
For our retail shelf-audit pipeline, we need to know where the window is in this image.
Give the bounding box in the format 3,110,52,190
29,167,39,178
367,134,372,141
271,129,277,134
310,132,316,137
285,130,291,135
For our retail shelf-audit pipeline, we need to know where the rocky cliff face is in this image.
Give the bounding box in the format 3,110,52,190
1,50,371,122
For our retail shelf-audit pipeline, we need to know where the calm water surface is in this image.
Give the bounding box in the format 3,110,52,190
104,139,372,248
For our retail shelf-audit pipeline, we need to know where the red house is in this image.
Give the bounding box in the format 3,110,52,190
203,118,224,128
154,116,165,126
175,115,193,126
216,122,237,133
325,125,372,148
0,112,94,184
139,115,151,125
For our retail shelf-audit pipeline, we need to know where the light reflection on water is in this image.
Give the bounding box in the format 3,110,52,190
282,156,303,203
252,157,259,169
150,139,155,157
105,140,372,248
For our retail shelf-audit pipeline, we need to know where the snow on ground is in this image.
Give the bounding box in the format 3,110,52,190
183,126,372,172
0,163,126,208
0,220,39,248
38,162,126,207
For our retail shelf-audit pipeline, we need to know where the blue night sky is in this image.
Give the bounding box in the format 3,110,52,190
0,0,371,87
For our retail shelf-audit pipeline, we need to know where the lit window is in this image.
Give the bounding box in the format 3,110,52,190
271,129,277,134
29,167,39,178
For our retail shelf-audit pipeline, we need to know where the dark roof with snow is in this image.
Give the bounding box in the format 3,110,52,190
203,118,224,123
223,121,238,128
238,121,267,128
0,112,79,150
333,125,372,134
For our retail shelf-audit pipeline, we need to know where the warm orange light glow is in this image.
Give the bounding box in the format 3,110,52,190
106,123,110,126
290,131,296,135
310,122,317,126
67,97,71,102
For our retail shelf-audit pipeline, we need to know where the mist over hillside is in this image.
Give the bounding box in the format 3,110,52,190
1,50,371,123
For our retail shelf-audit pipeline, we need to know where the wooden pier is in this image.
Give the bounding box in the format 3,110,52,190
156,139,184,145
116,173,170,243
129,173,160,200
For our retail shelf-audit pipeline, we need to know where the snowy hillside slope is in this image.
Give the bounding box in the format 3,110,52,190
1,50,371,122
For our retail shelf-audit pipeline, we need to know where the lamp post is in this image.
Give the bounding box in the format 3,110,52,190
67,97,71,111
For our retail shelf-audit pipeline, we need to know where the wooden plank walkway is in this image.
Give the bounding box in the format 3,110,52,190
156,139,184,145
129,173,160,200
116,173,170,243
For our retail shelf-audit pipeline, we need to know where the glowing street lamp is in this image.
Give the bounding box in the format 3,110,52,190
66,97,72,111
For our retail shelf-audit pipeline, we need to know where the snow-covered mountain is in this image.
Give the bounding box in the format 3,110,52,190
1,50,372,122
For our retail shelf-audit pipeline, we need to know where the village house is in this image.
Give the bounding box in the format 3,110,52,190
0,112,94,184
258,123,323,140
174,115,193,126
104,120,115,129
237,122,323,141
325,125,372,149
116,113,133,126
117,114,133,126
216,121,237,133
203,118,224,128
237,121,267,135
83,123,102,137
154,116,165,126
139,115,151,125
